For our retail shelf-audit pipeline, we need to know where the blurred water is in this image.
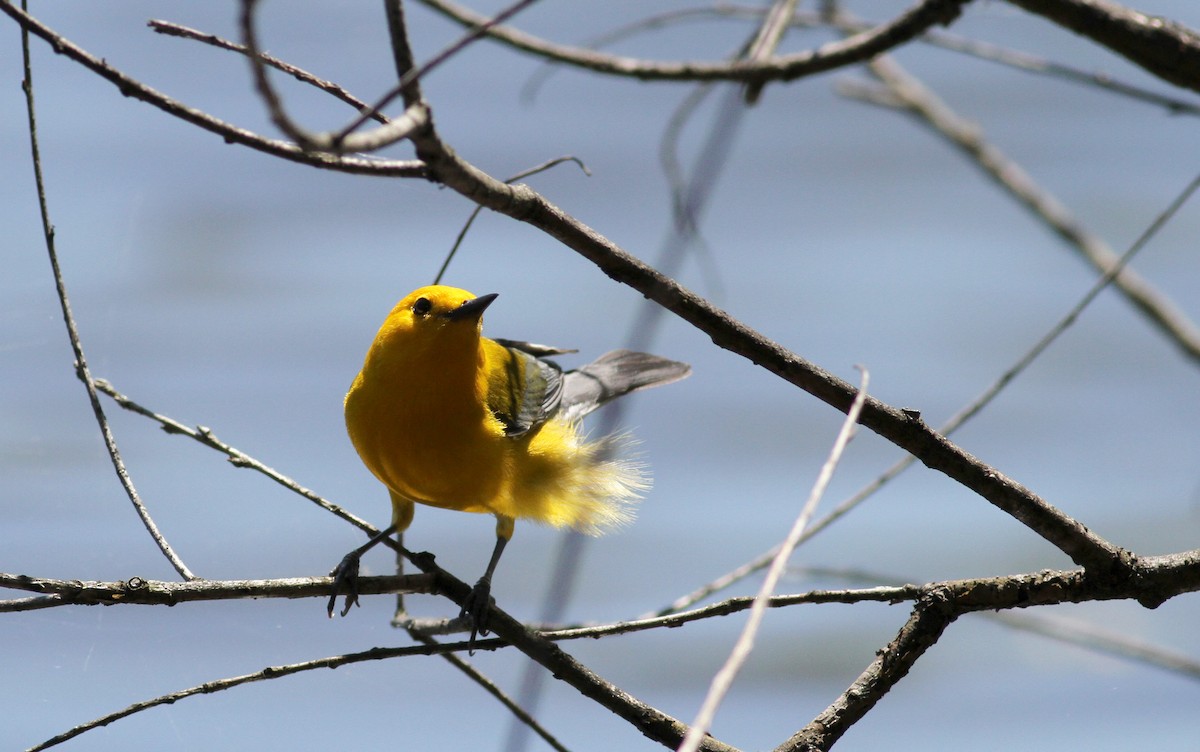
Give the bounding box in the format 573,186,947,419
4,2,1200,750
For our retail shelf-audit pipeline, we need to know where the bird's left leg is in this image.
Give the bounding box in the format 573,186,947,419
461,514,514,645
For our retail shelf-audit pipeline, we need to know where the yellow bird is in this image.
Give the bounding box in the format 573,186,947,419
332,285,690,638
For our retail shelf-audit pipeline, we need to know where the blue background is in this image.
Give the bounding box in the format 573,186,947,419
3,1,1200,749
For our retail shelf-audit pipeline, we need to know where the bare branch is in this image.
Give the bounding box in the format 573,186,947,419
741,0,800,103
148,18,389,123
0,1,425,176
397,110,1132,576
1004,0,1200,94
342,0,542,137
852,52,1200,364
19,13,195,581
405,630,572,752
94,379,384,539
680,370,870,752
434,156,590,285
237,0,430,154
0,572,432,612
416,0,970,82
991,610,1200,681
915,23,1200,114
779,588,958,752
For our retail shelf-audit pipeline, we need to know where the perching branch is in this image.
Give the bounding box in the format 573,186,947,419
16,551,1200,751
0,572,432,612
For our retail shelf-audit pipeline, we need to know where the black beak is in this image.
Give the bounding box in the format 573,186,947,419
443,293,498,321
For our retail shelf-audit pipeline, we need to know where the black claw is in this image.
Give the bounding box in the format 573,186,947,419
327,551,363,618
460,577,494,650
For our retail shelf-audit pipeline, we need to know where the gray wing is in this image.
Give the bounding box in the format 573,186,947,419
488,342,565,438
559,349,691,423
492,338,577,358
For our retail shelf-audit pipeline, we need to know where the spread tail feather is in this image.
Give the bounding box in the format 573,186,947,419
560,350,690,423
510,424,646,535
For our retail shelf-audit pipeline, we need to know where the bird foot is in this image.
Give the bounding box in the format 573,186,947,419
326,551,363,618
460,576,494,649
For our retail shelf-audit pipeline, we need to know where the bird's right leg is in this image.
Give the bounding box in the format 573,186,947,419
327,495,414,618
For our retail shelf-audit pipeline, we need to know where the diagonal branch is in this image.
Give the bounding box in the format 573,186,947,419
401,128,1133,578
680,370,870,752
1004,0,1200,94
849,52,1200,364
94,379,382,538
777,588,959,752
778,549,1200,751
148,18,390,124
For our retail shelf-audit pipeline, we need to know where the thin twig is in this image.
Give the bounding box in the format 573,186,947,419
741,0,800,103
338,0,543,139
917,25,1200,115
519,6,735,103
24,641,481,752
236,0,541,154
19,7,195,581
93,379,383,539
656,161,1200,618
238,0,429,154
147,18,389,123
434,156,590,285
989,610,1200,681
679,368,869,752
852,51,1200,363
405,630,572,752
417,0,969,82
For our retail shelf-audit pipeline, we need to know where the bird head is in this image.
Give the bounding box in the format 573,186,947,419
384,285,499,344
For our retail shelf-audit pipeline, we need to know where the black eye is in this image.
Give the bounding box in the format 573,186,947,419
412,297,432,317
